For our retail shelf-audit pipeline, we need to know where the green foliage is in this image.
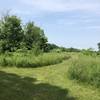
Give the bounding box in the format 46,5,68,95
0,15,48,53
24,22,48,51
81,48,97,56
51,48,62,53
0,53,100,100
0,15,24,52
0,52,69,67
65,48,80,52
68,55,100,88
97,42,100,51
60,47,67,52
46,43,59,52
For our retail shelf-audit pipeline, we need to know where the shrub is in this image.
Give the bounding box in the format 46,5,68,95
68,55,100,88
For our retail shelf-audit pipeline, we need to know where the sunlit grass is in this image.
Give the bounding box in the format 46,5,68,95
0,52,69,67
68,55,100,88
0,53,100,100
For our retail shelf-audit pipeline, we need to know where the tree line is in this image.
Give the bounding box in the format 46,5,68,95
0,14,100,53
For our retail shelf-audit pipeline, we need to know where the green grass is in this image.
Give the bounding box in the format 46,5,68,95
68,55,100,88
0,52,100,100
0,52,69,67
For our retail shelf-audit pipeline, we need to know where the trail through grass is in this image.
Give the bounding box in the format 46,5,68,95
0,55,100,100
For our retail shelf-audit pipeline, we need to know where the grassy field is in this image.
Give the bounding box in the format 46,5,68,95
0,52,100,100
0,52,69,67
68,54,100,88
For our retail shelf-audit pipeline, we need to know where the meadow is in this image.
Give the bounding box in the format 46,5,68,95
68,54,100,88
0,12,100,100
0,52,100,100
0,52,69,67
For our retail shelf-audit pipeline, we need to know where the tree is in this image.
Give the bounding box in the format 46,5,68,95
24,22,48,51
98,42,100,51
0,14,48,53
0,15,24,52
45,43,59,52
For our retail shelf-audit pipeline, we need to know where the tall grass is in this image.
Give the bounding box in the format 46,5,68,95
68,55,100,88
0,52,69,68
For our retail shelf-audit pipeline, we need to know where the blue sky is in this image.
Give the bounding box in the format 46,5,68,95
0,0,100,50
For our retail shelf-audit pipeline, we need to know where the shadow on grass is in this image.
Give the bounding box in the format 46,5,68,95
0,71,76,100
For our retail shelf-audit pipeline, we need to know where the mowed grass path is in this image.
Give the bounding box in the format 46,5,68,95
0,56,100,100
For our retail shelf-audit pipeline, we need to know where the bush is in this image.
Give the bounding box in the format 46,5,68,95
68,55,100,88
81,49,97,56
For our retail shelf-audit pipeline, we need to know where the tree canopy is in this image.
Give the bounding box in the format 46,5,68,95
0,14,48,53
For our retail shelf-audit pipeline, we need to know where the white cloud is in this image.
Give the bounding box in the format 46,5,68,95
19,0,100,13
